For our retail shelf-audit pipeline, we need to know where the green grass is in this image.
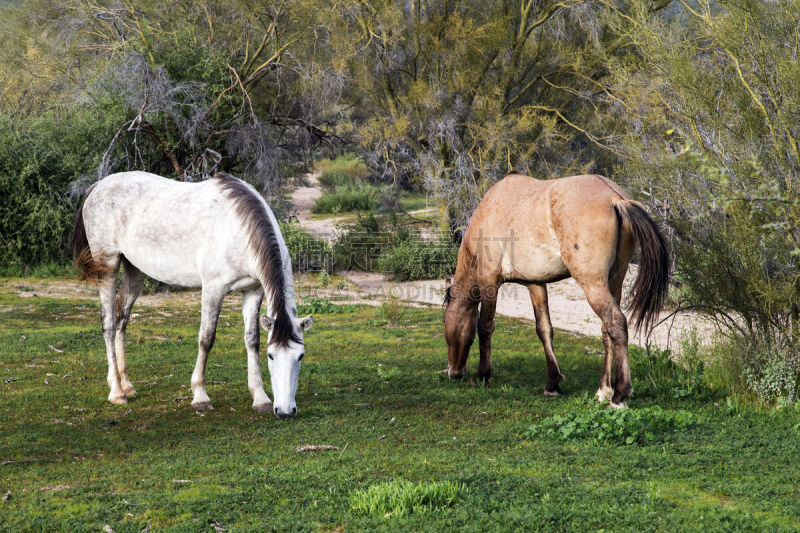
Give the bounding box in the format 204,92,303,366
2,279,800,531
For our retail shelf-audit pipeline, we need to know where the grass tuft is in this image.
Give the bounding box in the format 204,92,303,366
349,479,466,518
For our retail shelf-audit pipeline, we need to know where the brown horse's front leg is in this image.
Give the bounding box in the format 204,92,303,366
474,295,497,386
529,284,564,396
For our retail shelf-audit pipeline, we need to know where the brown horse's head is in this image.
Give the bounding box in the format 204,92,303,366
443,279,479,379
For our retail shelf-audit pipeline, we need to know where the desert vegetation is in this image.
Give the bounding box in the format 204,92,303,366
2,1,800,528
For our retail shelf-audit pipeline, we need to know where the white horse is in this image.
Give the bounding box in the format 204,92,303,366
70,171,312,418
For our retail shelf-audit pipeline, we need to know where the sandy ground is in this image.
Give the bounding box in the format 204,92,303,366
289,173,716,354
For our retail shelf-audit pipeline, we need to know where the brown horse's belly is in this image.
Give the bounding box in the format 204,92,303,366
503,241,569,283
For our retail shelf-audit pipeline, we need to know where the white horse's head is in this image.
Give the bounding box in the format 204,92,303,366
260,314,313,419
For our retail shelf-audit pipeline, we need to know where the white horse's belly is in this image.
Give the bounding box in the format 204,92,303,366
122,245,203,287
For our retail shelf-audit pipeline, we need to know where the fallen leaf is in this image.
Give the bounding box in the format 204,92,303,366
103,525,114,533
2,490,10,501
172,479,191,483
295,444,341,452
39,484,70,492
48,345,64,353
378,435,386,440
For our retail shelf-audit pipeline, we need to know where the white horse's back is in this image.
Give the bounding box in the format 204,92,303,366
83,172,254,288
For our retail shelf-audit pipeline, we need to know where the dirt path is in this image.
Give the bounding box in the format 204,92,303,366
288,173,716,354
290,172,347,241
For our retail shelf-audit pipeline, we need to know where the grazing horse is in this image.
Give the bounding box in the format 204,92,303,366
443,172,669,408
70,171,313,418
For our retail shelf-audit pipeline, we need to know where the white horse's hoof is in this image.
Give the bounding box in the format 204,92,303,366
121,384,137,397
252,402,273,413
595,386,613,403
192,401,215,411
609,401,628,410
108,394,128,405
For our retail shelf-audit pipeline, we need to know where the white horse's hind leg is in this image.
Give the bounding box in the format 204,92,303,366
242,288,272,413
191,286,224,410
98,257,127,404
114,258,144,397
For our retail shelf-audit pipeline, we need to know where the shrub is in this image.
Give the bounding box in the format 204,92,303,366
377,234,458,281
312,183,380,214
614,1,800,403
349,479,466,518
526,404,696,445
279,222,332,273
315,153,369,189
332,214,396,271
0,107,125,270
332,214,458,280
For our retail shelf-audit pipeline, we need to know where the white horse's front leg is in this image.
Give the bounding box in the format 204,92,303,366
242,288,272,413
191,287,224,411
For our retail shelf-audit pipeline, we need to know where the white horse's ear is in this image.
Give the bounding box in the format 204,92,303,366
260,314,275,331
299,314,313,332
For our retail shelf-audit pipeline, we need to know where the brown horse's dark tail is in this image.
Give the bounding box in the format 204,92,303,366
70,184,111,284
613,199,670,335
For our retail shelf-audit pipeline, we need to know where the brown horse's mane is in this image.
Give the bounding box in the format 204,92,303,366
213,172,300,348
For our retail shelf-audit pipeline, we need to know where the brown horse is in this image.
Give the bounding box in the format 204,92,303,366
443,172,669,408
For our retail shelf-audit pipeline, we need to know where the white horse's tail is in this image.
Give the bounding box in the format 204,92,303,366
70,184,112,284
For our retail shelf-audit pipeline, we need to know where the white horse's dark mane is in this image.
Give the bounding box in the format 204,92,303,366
213,172,300,348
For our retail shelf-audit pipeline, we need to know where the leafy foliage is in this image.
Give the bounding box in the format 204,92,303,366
296,297,356,315
349,479,467,518
526,403,696,445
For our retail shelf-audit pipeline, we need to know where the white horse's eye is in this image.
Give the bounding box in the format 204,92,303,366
298,352,305,361
268,353,274,361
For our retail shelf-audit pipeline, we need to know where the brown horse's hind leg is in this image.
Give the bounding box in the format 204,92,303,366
114,258,144,397
474,289,498,385
580,282,631,408
529,284,564,396
597,322,614,402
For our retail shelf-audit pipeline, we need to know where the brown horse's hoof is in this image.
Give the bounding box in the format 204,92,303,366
609,400,628,410
543,389,561,397
595,386,613,402
471,376,491,387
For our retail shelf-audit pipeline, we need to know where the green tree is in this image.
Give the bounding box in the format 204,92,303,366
311,0,671,233
611,0,800,400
